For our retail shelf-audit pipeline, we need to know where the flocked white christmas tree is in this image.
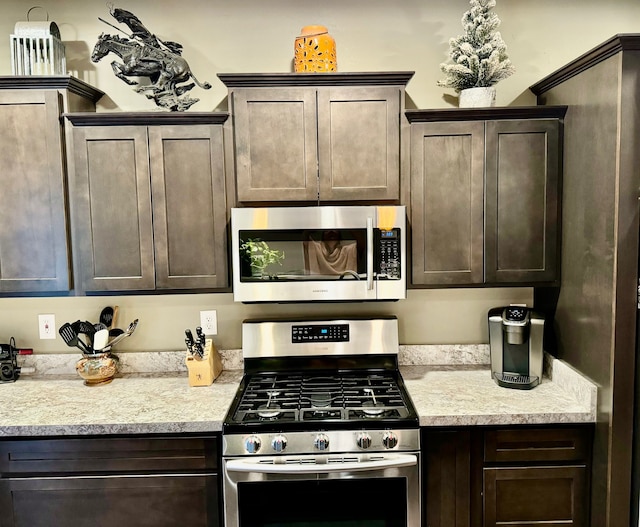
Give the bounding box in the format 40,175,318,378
437,0,515,92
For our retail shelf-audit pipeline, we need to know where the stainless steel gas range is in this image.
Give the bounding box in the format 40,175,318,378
222,316,420,527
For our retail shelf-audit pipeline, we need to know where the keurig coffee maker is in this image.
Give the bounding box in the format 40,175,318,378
488,306,544,389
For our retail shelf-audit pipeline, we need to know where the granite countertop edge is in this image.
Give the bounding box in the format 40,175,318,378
0,346,597,437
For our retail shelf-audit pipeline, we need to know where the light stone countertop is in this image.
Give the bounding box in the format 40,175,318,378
0,345,596,436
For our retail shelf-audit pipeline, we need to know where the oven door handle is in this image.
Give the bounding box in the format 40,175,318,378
225,454,417,474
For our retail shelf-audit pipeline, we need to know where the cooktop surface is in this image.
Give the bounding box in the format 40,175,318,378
224,369,418,433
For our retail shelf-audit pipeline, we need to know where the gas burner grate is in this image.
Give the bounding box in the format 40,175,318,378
230,371,412,425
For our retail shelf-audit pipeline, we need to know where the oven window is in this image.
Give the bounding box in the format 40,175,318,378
237,478,407,527
238,229,367,282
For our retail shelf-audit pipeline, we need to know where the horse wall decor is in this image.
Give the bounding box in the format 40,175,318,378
92,6,211,111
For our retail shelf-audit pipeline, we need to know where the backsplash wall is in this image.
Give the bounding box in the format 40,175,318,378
0,288,531,353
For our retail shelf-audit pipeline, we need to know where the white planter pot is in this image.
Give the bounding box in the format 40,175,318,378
459,87,496,108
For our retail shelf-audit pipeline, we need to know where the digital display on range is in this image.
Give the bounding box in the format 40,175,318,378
291,324,349,343
380,230,398,238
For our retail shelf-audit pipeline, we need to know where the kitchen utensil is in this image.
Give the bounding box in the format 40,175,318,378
195,326,206,348
72,320,96,351
59,323,91,355
185,329,195,355
99,306,115,329
108,319,139,348
110,306,119,330
93,329,109,352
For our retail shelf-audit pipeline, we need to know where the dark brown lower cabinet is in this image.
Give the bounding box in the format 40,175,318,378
0,474,218,527
423,425,592,527
423,429,481,527
0,434,221,527
484,465,587,526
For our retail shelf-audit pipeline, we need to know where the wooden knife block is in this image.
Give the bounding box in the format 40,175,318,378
186,339,222,387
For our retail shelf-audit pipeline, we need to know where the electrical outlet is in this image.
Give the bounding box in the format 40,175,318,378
200,310,217,335
38,314,56,340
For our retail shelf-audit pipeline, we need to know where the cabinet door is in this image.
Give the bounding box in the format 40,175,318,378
232,88,318,202
424,430,476,527
317,86,400,201
149,125,228,289
0,475,220,527
71,126,155,291
483,465,588,526
0,90,70,292
410,121,484,285
485,119,560,284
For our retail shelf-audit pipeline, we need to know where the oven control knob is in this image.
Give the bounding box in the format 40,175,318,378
382,431,399,449
356,432,372,450
271,434,288,453
314,433,330,451
244,435,262,454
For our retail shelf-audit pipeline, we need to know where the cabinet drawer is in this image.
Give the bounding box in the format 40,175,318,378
0,436,219,476
484,427,590,463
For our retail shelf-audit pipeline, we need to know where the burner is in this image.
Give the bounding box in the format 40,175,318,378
362,387,385,415
256,390,282,419
257,407,282,419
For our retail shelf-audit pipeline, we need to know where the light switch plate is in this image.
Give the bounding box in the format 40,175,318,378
38,314,56,339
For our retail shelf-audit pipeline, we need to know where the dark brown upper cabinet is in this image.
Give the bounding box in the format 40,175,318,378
218,72,413,204
0,77,102,293
66,113,229,293
407,106,566,287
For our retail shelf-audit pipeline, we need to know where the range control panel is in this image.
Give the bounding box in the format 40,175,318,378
292,324,350,343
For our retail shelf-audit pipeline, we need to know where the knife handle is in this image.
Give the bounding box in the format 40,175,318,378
195,326,206,347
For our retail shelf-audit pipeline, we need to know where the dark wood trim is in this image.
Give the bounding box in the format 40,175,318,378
64,112,229,126
217,71,415,87
0,75,104,102
405,106,567,123
530,33,640,95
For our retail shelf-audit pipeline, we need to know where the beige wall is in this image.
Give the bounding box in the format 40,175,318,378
1,0,635,353
0,289,531,352
3,0,640,110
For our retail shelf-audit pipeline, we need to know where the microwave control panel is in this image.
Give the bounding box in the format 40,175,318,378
377,229,401,279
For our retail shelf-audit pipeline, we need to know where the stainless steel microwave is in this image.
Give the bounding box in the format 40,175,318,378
231,206,406,302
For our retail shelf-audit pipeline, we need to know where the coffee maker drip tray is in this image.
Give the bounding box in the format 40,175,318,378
493,372,540,390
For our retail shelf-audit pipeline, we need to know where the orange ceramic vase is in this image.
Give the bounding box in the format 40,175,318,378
294,25,337,72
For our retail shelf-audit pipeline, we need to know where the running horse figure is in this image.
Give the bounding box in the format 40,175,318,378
91,7,211,111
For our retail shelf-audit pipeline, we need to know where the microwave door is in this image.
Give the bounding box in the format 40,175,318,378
233,220,377,302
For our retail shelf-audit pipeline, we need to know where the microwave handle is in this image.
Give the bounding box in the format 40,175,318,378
366,217,374,290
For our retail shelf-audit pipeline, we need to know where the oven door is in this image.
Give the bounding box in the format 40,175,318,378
223,452,420,527
231,206,406,303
